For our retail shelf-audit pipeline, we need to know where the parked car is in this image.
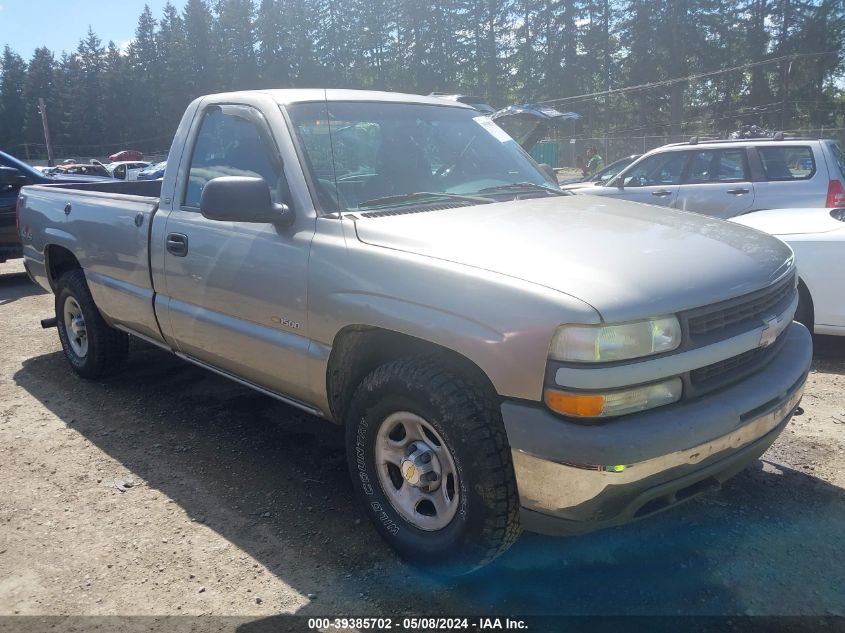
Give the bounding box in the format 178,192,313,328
575,137,845,218
0,150,112,263
46,163,112,178
490,103,580,154
18,89,811,574
108,150,144,162
431,96,581,157
106,161,151,181
137,161,166,180
731,207,845,336
560,154,641,186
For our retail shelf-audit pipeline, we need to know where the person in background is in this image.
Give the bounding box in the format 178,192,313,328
585,146,604,175
576,155,587,178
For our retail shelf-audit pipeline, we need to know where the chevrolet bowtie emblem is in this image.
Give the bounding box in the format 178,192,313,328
759,314,783,347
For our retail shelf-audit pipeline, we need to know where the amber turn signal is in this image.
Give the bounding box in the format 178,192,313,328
544,390,605,417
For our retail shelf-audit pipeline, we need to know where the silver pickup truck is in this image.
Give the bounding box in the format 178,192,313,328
18,90,812,574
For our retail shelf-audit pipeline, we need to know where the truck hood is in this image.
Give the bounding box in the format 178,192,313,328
353,195,794,321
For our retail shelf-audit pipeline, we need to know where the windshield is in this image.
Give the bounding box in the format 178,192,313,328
0,150,41,181
593,156,636,182
286,101,558,212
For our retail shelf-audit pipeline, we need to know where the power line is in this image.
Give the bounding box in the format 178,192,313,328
539,51,839,107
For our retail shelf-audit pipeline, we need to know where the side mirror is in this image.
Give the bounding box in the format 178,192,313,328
200,176,295,227
0,166,26,187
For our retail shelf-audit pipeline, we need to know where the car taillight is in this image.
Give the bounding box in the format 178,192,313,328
826,180,845,208
15,194,23,233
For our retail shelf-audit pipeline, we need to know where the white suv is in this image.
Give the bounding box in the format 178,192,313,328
566,137,845,218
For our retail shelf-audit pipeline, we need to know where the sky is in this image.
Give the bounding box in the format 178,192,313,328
0,1,186,60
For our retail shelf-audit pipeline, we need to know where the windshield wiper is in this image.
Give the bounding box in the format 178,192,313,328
475,182,567,196
357,191,494,210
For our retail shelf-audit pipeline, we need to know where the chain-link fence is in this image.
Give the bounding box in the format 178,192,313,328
540,127,845,169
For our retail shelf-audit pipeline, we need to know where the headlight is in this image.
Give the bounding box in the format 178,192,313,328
545,378,683,418
550,316,681,363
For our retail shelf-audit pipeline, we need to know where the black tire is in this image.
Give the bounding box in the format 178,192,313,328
55,269,128,379
795,281,814,333
345,357,521,575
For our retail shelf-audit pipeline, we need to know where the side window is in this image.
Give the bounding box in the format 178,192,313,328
686,151,717,183
183,106,283,208
622,152,685,187
114,165,126,179
716,149,749,182
758,146,815,181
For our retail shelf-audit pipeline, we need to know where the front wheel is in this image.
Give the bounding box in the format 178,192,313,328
345,358,521,575
55,270,128,379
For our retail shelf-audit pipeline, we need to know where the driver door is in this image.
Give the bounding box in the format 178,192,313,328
160,104,313,401
599,151,687,207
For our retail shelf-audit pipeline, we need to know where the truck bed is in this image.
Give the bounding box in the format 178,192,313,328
20,178,164,344
41,178,162,199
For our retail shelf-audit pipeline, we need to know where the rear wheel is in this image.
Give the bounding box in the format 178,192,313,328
345,357,521,575
55,270,128,378
795,280,814,333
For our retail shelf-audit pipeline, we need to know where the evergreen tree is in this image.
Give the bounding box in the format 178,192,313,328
0,46,27,154
101,42,131,147
71,28,106,150
0,0,844,159
183,0,219,98
22,48,56,149
158,2,190,132
126,5,160,144
215,0,259,90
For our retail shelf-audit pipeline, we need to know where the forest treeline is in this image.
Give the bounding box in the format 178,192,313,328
1,0,843,158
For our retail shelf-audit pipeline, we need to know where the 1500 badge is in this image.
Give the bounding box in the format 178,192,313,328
271,315,301,329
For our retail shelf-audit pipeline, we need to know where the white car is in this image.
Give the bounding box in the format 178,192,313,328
105,161,151,181
731,207,845,335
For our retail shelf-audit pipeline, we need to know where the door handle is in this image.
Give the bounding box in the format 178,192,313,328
727,188,750,195
651,190,673,197
166,233,188,257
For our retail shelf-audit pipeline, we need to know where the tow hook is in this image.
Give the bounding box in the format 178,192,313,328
40,317,58,329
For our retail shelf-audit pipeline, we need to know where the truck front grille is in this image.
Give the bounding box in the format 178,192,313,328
688,333,786,395
684,272,796,342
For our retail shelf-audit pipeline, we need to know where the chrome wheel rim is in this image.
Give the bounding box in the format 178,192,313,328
374,411,460,531
63,296,88,358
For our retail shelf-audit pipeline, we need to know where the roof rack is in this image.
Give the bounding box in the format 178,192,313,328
663,134,817,147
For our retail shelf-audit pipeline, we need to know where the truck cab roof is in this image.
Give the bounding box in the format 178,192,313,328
204,89,477,109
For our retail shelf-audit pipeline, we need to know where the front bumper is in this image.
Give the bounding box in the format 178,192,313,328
502,322,812,536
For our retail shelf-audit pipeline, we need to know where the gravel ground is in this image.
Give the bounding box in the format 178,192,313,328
1,259,844,617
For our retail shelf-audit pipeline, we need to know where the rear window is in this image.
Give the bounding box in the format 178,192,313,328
757,146,815,181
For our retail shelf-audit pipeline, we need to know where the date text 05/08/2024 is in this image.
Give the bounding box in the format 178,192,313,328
306,617,529,630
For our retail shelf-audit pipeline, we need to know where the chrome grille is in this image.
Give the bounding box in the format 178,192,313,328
686,272,796,339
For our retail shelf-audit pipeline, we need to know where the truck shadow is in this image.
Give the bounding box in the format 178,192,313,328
0,270,45,306
812,335,845,376
12,344,845,616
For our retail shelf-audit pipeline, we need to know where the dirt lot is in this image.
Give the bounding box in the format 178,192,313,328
1,259,844,618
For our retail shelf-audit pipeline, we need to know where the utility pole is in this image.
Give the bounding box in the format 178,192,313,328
37,98,55,167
